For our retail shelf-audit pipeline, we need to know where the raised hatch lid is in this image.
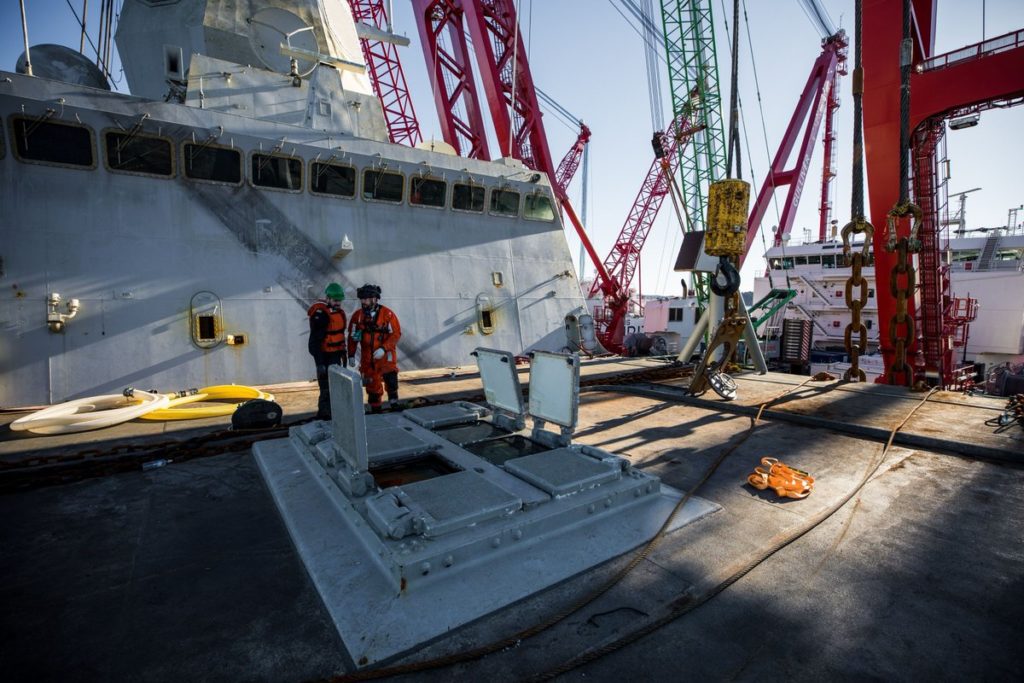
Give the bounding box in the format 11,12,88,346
528,350,579,430
474,348,524,416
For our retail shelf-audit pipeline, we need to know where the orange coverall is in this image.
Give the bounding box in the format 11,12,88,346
347,305,401,410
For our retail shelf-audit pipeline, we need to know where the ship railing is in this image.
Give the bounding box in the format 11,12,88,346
918,28,1024,73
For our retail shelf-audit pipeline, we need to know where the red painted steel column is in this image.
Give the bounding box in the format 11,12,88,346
862,0,928,382
864,0,1024,384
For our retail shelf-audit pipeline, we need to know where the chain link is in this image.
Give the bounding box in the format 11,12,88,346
841,218,874,382
885,237,916,385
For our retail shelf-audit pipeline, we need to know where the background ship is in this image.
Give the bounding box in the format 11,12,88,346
751,228,1024,378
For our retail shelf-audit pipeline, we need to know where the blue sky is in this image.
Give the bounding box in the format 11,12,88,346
3,0,1022,296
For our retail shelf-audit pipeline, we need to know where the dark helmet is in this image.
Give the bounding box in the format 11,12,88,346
357,284,382,299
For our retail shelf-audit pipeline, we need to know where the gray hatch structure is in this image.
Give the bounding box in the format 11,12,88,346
253,349,719,667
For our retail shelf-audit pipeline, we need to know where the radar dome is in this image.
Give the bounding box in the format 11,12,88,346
16,44,111,90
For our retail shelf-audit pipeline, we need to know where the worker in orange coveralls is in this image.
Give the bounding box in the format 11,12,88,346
307,283,348,420
347,284,402,413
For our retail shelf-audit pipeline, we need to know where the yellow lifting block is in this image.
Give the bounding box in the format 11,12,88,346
705,179,751,258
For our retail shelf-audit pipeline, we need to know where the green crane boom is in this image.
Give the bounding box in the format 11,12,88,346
660,0,728,304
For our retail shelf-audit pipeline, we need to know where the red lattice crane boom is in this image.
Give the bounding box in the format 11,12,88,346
742,31,847,263
588,113,692,350
553,123,591,196
411,0,490,159
348,0,423,146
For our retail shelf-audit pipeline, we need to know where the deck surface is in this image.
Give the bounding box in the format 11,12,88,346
1,361,1022,681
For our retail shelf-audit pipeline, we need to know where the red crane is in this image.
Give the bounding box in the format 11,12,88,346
553,122,591,197
862,0,1024,387
588,113,693,350
410,0,490,159
348,0,423,146
412,0,621,343
742,30,848,263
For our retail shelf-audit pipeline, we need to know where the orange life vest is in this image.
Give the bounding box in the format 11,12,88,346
307,301,347,354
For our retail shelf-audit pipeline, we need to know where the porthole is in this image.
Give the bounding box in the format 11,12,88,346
183,142,242,185
190,291,224,349
104,129,174,177
310,161,356,198
490,188,520,217
10,115,95,169
410,176,447,208
251,152,302,191
452,182,485,213
523,193,555,221
362,168,403,202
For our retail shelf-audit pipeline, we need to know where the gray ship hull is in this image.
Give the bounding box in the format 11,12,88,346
0,72,589,407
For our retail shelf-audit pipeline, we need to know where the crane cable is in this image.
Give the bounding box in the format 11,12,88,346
839,0,875,383
724,0,742,181
734,0,786,289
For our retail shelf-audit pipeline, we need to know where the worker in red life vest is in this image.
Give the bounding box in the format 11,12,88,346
308,283,348,420
347,283,402,413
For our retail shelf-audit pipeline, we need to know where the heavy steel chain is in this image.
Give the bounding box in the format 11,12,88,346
882,0,923,387
842,218,873,382
886,237,916,385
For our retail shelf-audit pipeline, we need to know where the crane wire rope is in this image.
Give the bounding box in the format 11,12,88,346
531,388,937,680
724,0,742,180
607,0,671,70
737,0,788,288
321,379,938,682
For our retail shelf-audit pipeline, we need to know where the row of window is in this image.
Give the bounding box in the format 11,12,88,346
4,115,557,221
770,255,845,269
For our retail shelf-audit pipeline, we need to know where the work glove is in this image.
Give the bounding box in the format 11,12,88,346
348,357,357,368
373,348,386,360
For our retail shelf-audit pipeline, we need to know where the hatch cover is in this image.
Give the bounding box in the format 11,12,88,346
505,448,621,496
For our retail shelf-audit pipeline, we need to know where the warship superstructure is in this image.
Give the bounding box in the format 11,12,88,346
0,0,594,407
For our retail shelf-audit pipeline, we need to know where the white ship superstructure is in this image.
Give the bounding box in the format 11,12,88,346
752,233,1024,368
0,1,594,407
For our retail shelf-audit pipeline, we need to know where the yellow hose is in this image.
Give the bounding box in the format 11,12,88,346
139,385,274,420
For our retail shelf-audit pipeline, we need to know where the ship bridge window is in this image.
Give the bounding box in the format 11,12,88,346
669,308,684,322
251,153,302,191
524,193,555,221
104,130,174,177
807,255,821,264
821,255,836,268
995,248,1024,262
363,168,404,202
780,257,794,270
183,143,242,184
11,116,94,168
452,183,485,212
490,189,520,217
311,161,356,197
794,256,807,266
410,176,447,208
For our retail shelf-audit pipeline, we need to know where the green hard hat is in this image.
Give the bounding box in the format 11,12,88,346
325,283,345,300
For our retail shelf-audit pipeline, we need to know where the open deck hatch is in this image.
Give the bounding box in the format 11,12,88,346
253,350,720,668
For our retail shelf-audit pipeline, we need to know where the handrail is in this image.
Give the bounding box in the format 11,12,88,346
918,28,1024,73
